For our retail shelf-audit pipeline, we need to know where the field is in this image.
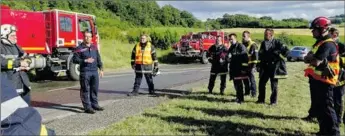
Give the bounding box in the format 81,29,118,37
89,62,345,135
100,27,345,70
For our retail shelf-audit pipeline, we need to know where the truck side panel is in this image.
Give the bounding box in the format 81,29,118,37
1,9,48,54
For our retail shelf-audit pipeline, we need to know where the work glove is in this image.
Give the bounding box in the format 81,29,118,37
208,57,213,63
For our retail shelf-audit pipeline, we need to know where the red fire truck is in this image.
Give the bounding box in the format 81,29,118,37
172,30,229,64
1,5,100,81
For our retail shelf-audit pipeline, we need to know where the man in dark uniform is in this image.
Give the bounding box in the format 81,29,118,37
242,30,259,97
304,17,340,135
257,28,289,105
127,34,159,96
304,27,345,123
0,24,32,105
73,30,104,114
207,35,229,95
228,33,249,103
329,27,345,125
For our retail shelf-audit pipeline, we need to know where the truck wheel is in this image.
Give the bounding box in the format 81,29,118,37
200,51,209,64
68,62,80,81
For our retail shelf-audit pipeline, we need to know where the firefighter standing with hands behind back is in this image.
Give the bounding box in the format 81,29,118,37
242,30,259,97
127,34,159,96
73,30,104,114
0,24,32,105
304,17,340,135
207,35,229,95
227,33,249,104
257,28,289,105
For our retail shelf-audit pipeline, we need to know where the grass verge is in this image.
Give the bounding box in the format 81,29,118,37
89,62,345,135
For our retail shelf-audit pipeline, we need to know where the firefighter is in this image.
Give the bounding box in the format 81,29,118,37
227,33,249,103
257,28,289,105
242,30,259,97
0,24,32,105
73,30,104,114
127,34,159,96
207,35,229,95
1,73,56,135
304,16,340,135
329,27,345,125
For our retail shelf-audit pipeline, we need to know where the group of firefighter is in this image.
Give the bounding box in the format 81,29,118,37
206,17,345,135
0,16,345,136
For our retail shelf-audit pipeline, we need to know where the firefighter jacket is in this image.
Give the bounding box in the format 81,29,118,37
228,42,249,80
0,40,31,95
304,38,340,86
337,41,345,86
131,42,158,73
244,40,259,69
73,42,103,72
258,38,289,79
1,74,55,136
206,44,229,75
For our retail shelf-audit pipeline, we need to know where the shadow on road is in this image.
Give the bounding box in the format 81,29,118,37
32,101,84,113
143,113,305,136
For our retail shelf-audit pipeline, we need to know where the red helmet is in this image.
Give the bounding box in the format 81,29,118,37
310,16,331,31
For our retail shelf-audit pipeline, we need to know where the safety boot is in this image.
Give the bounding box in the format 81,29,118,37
127,91,139,96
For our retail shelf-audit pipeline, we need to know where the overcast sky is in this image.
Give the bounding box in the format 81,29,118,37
156,1,345,21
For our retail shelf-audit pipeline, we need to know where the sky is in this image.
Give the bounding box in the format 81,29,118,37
156,1,345,21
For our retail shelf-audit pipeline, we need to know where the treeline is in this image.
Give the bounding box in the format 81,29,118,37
205,14,310,29
330,14,345,24
1,0,202,28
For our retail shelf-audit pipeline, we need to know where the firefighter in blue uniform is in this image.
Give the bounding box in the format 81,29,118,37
0,24,32,105
1,73,56,135
242,30,259,97
227,33,249,103
257,28,289,105
207,35,229,95
304,17,340,135
73,30,104,114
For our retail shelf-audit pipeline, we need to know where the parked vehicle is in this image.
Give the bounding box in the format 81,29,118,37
287,46,310,62
172,31,229,64
1,4,100,81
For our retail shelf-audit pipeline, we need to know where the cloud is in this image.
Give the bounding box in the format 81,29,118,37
156,1,345,21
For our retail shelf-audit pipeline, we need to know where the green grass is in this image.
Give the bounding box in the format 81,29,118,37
89,62,345,135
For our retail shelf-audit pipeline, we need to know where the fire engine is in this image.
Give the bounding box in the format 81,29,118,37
1,5,100,81
172,30,229,64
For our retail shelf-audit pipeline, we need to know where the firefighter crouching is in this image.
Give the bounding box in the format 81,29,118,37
127,34,159,96
0,24,32,105
227,33,249,104
256,28,289,105
329,27,345,125
1,73,56,135
242,30,259,97
304,17,340,135
72,30,105,114
207,35,229,95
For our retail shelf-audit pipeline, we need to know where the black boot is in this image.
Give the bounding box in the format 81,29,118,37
127,91,139,96
220,89,224,95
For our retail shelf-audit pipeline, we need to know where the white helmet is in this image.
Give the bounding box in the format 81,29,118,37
1,24,17,39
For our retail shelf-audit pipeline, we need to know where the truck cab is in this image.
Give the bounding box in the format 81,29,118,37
1,5,100,81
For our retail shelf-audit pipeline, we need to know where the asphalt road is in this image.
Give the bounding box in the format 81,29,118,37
31,63,213,135
31,63,211,106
